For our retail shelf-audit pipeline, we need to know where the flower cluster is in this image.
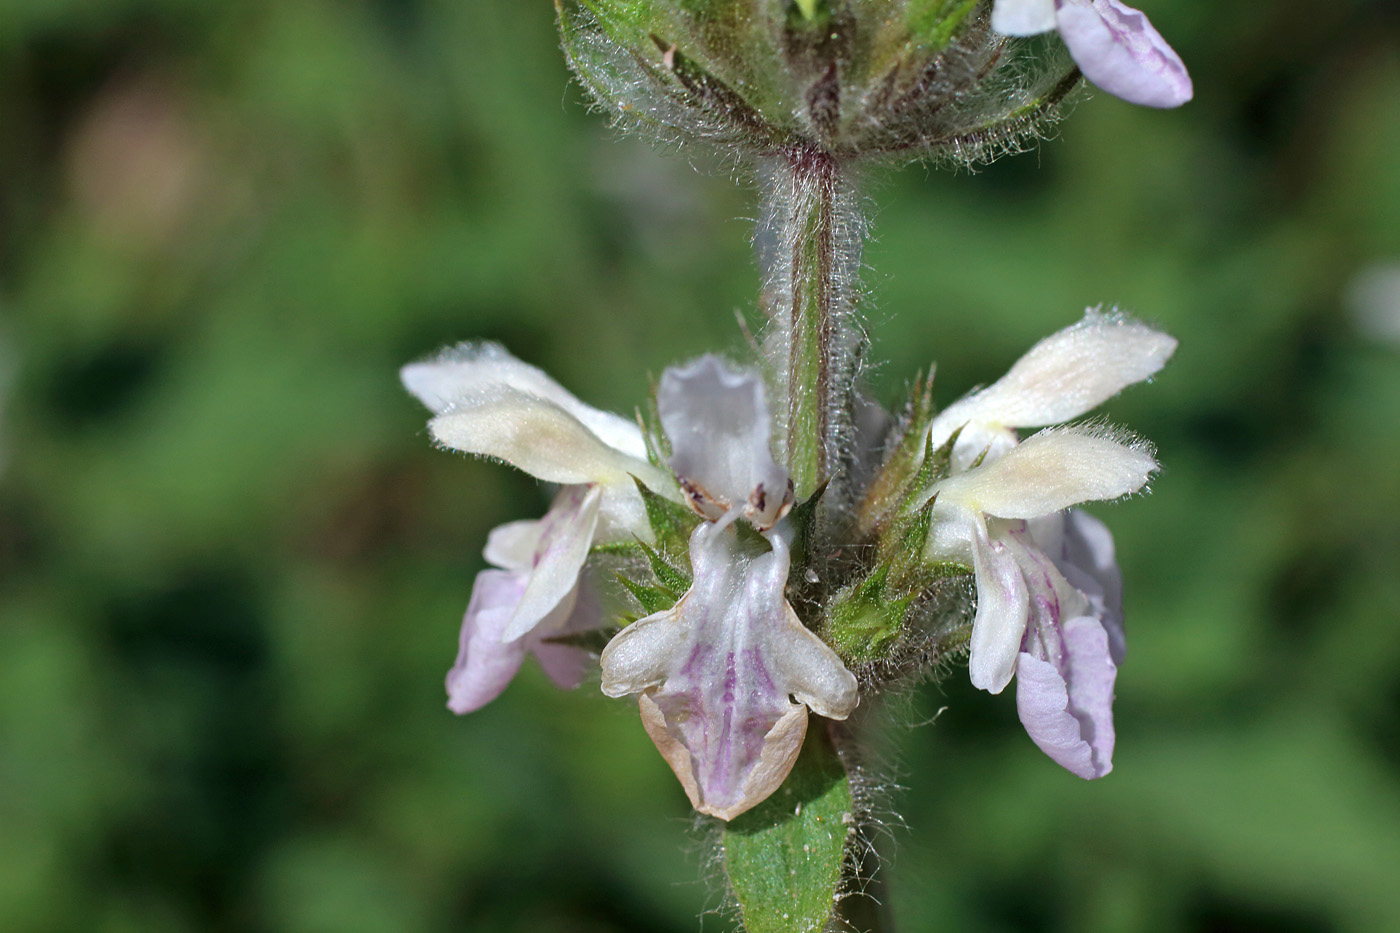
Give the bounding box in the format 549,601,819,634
403,310,1174,816
559,0,1191,166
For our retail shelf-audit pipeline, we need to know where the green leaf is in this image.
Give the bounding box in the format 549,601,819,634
723,727,853,933
541,628,618,654
785,480,828,564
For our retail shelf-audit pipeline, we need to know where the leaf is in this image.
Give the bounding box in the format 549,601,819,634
723,727,853,933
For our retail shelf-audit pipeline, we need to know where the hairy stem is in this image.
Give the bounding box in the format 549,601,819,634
757,148,866,500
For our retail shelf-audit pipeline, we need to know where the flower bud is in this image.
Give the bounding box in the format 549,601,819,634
557,0,1080,163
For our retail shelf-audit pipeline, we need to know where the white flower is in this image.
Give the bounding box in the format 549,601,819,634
403,343,676,550
402,344,680,710
600,355,856,819
601,518,857,819
922,425,1153,692
927,309,1176,473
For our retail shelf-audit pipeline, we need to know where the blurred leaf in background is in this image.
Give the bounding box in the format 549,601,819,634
1,1,1398,931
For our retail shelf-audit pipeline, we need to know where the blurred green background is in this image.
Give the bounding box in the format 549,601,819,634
3,1,1399,931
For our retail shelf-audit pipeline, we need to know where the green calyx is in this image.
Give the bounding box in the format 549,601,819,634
633,476,700,554
825,566,913,664
558,0,1082,163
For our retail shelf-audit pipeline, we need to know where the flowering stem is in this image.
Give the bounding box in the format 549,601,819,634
757,148,866,500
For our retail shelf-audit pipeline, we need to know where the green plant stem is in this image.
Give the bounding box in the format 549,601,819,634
757,148,866,501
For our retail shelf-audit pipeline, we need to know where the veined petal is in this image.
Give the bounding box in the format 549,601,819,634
1049,510,1126,664
1056,0,1193,109
929,425,1157,519
928,310,1177,450
658,356,791,530
402,342,647,458
1015,616,1117,778
446,570,532,714
991,0,1057,35
752,531,859,720
500,485,600,643
600,520,857,820
967,519,1030,694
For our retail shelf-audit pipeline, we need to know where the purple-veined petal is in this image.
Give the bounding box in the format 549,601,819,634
600,519,857,820
500,485,601,643
1053,509,1126,664
928,425,1157,519
1056,0,1193,109
637,693,809,823
928,310,1177,455
658,356,791,530
967,518,1031,694
446,569,532,714
1015,615,1117,778
402,342,647,458
992,0,1057,35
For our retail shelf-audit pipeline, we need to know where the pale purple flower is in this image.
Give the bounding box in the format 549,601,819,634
444,486,600,713
918,312,1172,777
402,344,681,711
991,0,1193,108
1012,509,1123,777
921,427,1155,777
600,356,857,819
601,518,857,818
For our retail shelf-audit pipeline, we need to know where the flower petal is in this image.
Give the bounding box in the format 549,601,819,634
1015,615,1117,778
1052,509,1126,664
1056,0,1193,109
638,694,809,822
500,485,600,643
929,425,1157,519
402,342,647,458
526,574,602,691
429,386,658,488
928,310,1177,451
991,0,1057,36
658,356,791,530
483,518,544,573
967,518,1030,694
600,519,857,819
445,569,531,713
